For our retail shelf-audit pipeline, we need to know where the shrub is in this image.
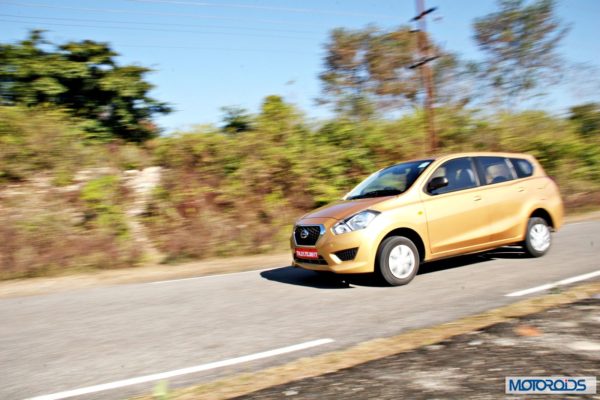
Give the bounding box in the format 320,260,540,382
0,106,86,183
2,99,599,272
80,175,130,237
0,190,140,279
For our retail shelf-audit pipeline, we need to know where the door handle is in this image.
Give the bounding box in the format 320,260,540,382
517,187,525,192
473,195,482,201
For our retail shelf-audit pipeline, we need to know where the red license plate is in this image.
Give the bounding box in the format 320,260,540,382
295,248,319,259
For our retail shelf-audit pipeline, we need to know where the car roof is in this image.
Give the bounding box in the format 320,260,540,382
432,151,534,163
382,152,534,172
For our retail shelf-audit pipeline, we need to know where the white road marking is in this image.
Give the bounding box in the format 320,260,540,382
506,270,600,297
26,338,334,400
149,266,280,285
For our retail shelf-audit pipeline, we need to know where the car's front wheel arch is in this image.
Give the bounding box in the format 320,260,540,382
379,227,426,263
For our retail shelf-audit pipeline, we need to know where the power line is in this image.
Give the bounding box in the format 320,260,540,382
0,18,315,41
127,0,398,19
1,19,320,55
0,13,322,36
117,43,317,55
2,1,335,28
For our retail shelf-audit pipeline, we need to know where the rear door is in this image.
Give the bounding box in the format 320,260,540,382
473,156,526,242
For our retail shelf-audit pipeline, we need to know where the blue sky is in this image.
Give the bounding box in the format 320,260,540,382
2,0,599,132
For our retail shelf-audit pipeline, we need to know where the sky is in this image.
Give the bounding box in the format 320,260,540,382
2,0,599,132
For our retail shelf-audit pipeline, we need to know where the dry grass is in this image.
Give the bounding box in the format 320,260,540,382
0,186,141,280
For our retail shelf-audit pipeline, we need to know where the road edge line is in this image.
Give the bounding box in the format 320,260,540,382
133,280,600,400
505,270,600,297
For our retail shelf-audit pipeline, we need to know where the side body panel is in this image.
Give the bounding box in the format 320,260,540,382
510,176,564,242
477,178,528,243
419,186,491,256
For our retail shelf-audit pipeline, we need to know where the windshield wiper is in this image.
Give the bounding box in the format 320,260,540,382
348,189,403,200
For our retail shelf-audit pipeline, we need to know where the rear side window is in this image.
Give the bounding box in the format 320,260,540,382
510,158,534,178
476,157,515,185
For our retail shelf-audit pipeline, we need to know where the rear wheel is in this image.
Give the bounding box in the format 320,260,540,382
377,236,420,286
523,217,552,257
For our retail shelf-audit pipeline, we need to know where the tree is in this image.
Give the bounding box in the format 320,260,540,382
256,95,301,136
0,31,170,142
220,106,253,134
473,0,569,106
319,26,423,119
319,26,464,119
433,53,478,109
319,28,375,119
569,103,600,139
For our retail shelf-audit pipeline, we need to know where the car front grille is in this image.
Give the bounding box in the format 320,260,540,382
335,247,358,261
294,255,329,265
294,225,322,246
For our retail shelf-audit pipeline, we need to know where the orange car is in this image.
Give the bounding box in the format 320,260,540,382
291,152,563,286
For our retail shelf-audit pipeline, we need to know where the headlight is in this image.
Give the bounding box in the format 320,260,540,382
332,210,380,235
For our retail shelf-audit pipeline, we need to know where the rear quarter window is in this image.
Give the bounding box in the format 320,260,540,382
476,156,515,185
510,158,534,178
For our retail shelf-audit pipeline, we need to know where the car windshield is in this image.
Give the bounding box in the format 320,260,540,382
346,159,434,200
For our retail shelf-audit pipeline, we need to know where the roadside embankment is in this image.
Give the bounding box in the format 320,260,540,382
1,212,598,299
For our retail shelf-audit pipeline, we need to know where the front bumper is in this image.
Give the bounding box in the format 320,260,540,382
290,217,376,274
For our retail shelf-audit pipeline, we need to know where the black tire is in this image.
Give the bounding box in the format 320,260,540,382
376,236,420,286
523,217,552,257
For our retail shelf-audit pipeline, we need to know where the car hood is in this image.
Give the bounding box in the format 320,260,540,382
299,197,392,221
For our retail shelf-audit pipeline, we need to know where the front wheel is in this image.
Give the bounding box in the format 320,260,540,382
523,217,552,257
377,236,420,286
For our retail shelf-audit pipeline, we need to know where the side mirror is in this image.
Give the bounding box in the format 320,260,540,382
427,176,449,193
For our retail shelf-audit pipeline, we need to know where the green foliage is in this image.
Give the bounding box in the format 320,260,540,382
220,106,253,134
152,380,170,400
0,191,140,279
319,26,422,118
146,96,600,261
0,105,154,184
319,26,468,118
81,175,129,237
569,103,600,138
0,106,85,183
1,96,599,272
145,97,600,262
473,0,568,104
0,31,170,142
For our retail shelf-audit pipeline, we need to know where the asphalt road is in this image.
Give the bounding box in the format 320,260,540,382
1,221,599,400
